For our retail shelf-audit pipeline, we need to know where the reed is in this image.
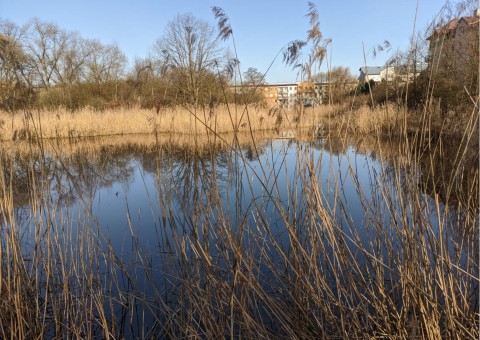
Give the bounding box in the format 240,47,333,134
0,104,333,141
1,102,460,144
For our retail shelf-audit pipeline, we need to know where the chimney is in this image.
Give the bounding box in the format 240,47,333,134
475,8,480,17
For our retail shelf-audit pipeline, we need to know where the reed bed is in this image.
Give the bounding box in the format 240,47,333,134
332,103,403,135
0,104,333,141
1,102,442,143
0,102,477,338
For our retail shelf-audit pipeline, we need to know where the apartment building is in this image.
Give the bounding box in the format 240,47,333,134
258,82,327,108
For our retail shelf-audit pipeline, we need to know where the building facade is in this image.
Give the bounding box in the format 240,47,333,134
257,82,328,108
427,11,479,77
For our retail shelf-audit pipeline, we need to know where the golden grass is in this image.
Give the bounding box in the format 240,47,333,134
0,103,420,142
0,104,336,141
313,103,403,135
0,101,477,338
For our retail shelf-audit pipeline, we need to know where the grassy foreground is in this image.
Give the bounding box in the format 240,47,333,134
0,106,478,338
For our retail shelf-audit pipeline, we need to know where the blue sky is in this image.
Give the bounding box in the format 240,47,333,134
1,0,447,83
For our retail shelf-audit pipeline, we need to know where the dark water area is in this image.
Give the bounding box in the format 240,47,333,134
2,134,478,338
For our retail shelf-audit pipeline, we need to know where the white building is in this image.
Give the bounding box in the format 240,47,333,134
359,64,427,84
277,83,298,108
379,66,396,82
358,67,383,84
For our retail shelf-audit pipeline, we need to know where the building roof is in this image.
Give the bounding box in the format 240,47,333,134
428,15,480,39
462,15,480,25
359,67,383,75
358,64,428,82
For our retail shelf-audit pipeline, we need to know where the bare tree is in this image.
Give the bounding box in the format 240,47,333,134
58,33,92,85
21,19,126,89
152,13,221,106
0,20,34,112
23,19,71,88
131,57,154,84
243,67,265,85
83,41,126,84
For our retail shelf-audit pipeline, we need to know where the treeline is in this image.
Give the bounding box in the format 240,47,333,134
0,14,251,113
1,1,478,115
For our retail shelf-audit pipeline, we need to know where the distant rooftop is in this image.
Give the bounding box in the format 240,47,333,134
428,14,480,38
359,67,383,75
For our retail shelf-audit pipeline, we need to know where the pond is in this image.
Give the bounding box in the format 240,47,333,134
2,132,478,338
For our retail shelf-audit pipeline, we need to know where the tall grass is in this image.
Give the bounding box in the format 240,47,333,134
0,104,334,141
0,106,477,338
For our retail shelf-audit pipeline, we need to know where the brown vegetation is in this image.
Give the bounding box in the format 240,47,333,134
0,105,335,141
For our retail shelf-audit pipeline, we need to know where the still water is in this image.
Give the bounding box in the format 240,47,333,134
34,137,396,260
